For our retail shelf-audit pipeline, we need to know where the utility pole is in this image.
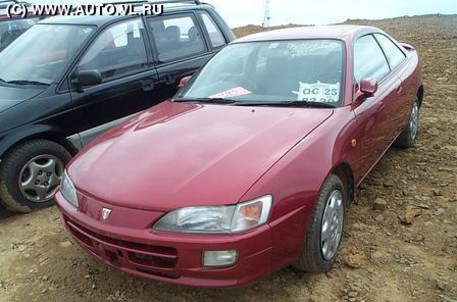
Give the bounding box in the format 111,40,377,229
262,0,271,27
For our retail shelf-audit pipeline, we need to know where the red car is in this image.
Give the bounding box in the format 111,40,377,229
56,25,423,288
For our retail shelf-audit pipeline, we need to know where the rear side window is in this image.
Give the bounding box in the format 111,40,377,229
148,14,206,62
77,18,148,81
354,35,390,83
374,34,406,70
200,12,226,48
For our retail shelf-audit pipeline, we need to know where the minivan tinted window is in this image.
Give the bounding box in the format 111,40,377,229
0,24,94,85
78,18,148,81
148,14,205,62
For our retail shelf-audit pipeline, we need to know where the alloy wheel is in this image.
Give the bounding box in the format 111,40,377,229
409,102,419,142
320,190,344,261
18,154,64,203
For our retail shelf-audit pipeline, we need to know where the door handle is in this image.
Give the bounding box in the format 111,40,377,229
141,79,155,92
165,74,176,85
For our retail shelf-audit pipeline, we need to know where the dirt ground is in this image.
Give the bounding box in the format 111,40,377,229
1,14,456,302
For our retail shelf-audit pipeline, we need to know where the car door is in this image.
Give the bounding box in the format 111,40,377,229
68,17,160,146
145,12,218,101
352,34,403,177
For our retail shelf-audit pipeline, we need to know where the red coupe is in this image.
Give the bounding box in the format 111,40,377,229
56,25,423,288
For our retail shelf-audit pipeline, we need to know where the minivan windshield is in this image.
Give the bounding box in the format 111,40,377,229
0,18,37,51
178,39,345,107
0,24,95,85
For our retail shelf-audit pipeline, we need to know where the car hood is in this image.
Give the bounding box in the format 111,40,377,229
69,101,333,211
0,85,46,114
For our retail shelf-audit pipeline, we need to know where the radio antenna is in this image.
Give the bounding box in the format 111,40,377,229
262,0,271,27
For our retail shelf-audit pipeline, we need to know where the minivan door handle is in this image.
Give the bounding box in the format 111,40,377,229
141,79,155,92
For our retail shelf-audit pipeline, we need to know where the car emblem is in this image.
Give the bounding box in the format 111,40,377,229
101,208,112,221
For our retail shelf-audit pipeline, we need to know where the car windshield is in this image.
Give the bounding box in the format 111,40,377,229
0,18,37,51
0,2,15,10
0,23,95,85
178,39,345,107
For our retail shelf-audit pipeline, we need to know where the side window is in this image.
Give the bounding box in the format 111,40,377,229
148,14,206,62
374,34,406,70
77,18,148,81
354,35,390,83
200,12,226,48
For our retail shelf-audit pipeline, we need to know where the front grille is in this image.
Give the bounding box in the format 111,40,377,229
64,216,178,271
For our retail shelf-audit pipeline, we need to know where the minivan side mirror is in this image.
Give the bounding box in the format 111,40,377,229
72,70,102,88
178,76,192,89
355,78,378,101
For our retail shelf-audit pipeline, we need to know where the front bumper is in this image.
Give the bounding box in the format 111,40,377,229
55,192,274,288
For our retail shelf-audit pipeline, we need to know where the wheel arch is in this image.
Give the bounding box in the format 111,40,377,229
417,85,424,108
0,126,78,162
330,162,355,206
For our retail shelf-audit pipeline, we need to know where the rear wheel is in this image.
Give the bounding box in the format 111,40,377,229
0,139,71,213
293,174,346,273
394,99,420,148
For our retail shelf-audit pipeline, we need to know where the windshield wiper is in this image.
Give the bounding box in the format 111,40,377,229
5,80,50,86
175,98,337,108
174,97,238,105
233,100,337,108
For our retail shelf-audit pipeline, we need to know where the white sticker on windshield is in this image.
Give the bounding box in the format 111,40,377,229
292,82,340,103
209,87,252,99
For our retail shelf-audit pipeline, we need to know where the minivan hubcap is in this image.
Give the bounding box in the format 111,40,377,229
410,102,419,142
18,155,64,203
321,190,344,261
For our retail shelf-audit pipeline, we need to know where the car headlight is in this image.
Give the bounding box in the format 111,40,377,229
60,171,78,208
153,195,272,234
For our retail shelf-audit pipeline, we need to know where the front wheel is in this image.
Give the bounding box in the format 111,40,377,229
0,139,71,213
293,174,346,273
394,99,420,148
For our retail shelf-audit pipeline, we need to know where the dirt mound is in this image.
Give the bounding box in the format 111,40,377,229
233,23,305,37
1,14,456,302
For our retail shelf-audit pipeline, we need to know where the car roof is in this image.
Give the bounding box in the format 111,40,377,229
235,25,382,43
0,14,38,21
37,3,214,27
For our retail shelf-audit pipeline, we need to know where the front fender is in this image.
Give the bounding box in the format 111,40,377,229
239,106,359,269
0,124,77,160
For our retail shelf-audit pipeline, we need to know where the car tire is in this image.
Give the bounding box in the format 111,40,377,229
293,174,346,273
394,99,420,148
0,139,71,213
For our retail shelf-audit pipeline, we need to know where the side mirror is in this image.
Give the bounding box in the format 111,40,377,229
355,78,378,101
399,42,415,51
178,76,192,89
72,70,102,88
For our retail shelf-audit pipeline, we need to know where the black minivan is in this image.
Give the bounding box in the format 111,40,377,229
0,0,235,212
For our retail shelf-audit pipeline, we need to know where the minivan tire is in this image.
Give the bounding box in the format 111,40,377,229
0,139,71,213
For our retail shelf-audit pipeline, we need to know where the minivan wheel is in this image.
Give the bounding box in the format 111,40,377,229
0,140,71,213
293,174,346,273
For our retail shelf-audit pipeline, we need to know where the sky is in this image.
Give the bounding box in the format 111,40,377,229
205,0,457,27
36,0,457,27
